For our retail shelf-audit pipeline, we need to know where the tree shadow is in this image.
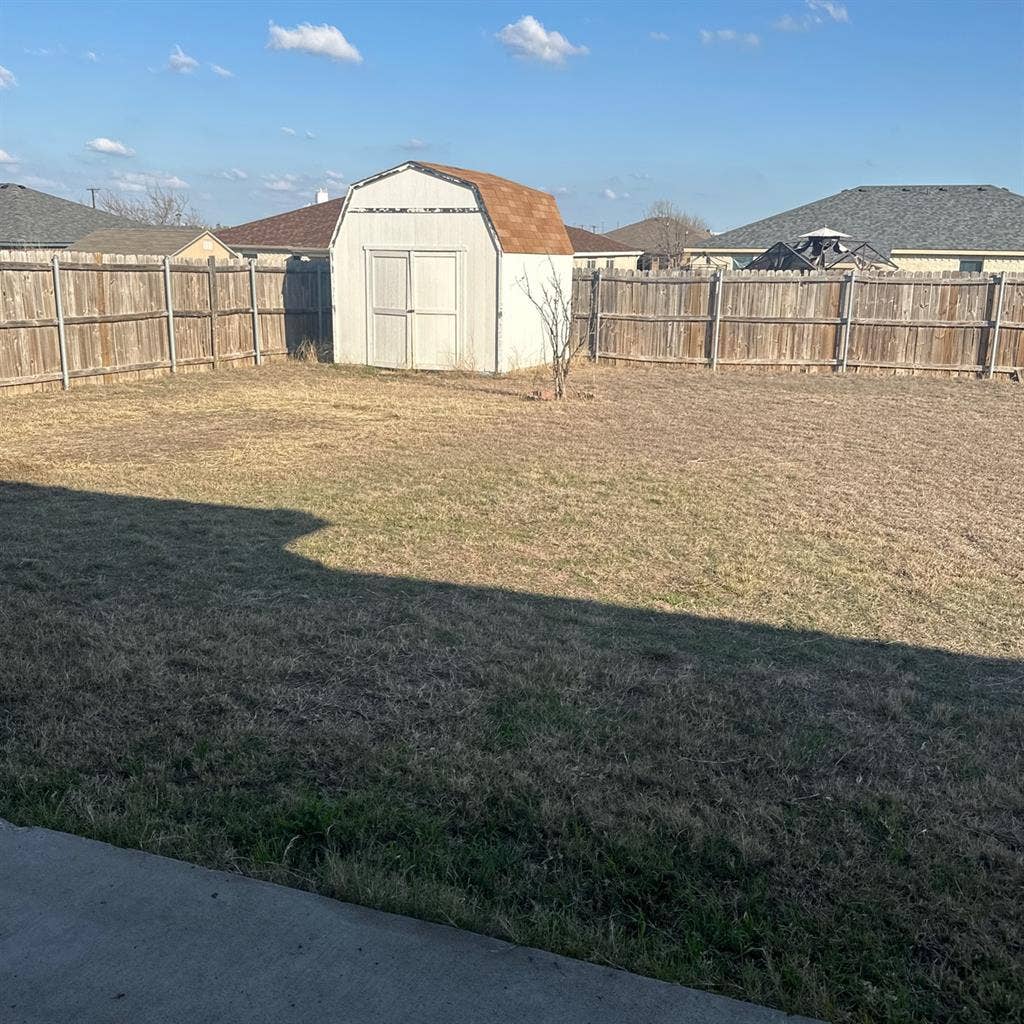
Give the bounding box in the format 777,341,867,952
0,481,1020,1021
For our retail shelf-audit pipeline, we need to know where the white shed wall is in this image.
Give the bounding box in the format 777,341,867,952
331,169,499,371
499,254,573,372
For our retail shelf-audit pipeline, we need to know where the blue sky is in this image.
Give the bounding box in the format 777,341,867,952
1,1,1022,232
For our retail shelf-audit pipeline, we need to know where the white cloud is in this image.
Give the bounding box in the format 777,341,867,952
810,0,849,23
168,44,199,73
602,189,630,200
280,126,296,136
86,137,136,157
263,174,299,192
401,138,429,151
699,28,760,46
649,32,670,42
267,22,362,63
0,148,17,165
210,63,234,78
325,170,345,183
220,168,248,181
84,51,99,62
551,186,570,195
305,130,317,139
497,15,588,64
112,171,189,192
0,65,16,89
775,0,849,31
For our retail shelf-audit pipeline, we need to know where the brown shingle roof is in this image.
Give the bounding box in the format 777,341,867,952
417,162,573,256
606,216,711,252
565,226,643,255
219,198,344,252
70,227,231,256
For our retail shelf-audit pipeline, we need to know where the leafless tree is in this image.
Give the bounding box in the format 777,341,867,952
645,199,709,267
99,183,207,227
518,260,583,400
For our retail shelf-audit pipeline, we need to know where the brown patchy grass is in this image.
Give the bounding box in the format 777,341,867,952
1,363,1022,1023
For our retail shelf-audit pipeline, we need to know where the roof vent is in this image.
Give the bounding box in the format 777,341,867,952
315,188,329,204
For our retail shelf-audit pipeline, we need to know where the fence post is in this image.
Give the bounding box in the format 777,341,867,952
590,268,602,362
987,272,1006,379
207,256,218,369
50,256,70,390
838,269,857,372
163,256,177,373
709,269,724,370
249,260,263,366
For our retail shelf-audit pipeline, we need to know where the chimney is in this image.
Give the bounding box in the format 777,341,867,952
315,188,328,204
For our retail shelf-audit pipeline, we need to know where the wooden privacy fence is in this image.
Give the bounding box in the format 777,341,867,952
0,251,332,394
572,268,1024,378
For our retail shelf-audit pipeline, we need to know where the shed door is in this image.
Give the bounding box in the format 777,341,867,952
369,251,410,368
411,253,460,370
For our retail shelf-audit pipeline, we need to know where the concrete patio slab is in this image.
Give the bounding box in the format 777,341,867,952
0,820,823,1024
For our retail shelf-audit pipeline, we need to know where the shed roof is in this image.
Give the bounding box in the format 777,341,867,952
695,185,1024,255
415,162,573,256
0,182,138,248
70,226,230,256
219,199,344,252
565,226,643,255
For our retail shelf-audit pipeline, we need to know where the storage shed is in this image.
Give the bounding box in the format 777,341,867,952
330,162,573,372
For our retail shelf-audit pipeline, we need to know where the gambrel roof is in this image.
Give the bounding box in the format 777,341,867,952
415,162,574,256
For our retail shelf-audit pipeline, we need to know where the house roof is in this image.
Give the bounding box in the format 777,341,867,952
218,198,344,252
606,216,711,253
0,183,138,247
416,162,573,255
565,226,642,255
695,185,1024,255
70,227,231,256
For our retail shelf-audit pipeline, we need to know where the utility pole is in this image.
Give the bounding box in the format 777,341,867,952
87,187,101,208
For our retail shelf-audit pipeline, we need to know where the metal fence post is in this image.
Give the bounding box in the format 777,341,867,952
709,269,724,370
51,256,69,390
249,260,262,366
163,256,177,373
839,269,857,372
987,272,1006,379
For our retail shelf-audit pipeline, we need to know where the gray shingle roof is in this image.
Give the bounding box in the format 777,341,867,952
695,185,1024,255
0,183,139,247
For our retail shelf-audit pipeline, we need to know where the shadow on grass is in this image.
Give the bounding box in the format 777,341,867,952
0,481,1021,1023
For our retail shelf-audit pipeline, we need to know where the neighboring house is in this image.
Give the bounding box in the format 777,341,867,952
71,227,236,260
218,191,342,259
606,216,711,269
0,182,137,250
691,185,1024,272
331,161,574,373
566,226,642,270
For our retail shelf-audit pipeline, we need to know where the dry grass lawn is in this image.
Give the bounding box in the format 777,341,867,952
1,363,1022,1023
